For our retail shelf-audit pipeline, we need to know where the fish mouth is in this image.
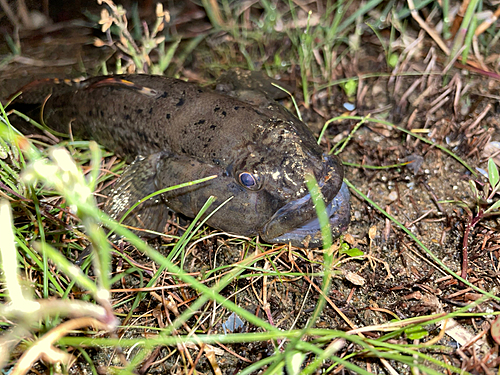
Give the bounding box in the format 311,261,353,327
261,155,350,248
262,182,350,248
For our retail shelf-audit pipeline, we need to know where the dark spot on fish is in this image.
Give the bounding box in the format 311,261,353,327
181,147,186,153
100,110,104,117
149,108,153,114
204,144,208,148
194,119,206,125
212,158,221,165
210,125,216,130
159,91,168,98
137,109,143,114
254,109,265,116
221,111,227,117
214,107,220,112
88,110,92,116
234,106,240,110
137,131,148,142
197,89,203,93
125,114,131,120
176,97,185,107
166,113,171,119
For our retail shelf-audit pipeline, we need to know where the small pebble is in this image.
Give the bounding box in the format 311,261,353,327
387,191,398,202
343,102,355,111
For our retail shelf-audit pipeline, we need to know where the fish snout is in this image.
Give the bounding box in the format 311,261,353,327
261,154,349,248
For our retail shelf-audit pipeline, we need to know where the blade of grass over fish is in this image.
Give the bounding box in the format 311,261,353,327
167,195,221,262
344,178,499,302
279,175,333,371
0,159,21,193
8,109,69,138
83,141,113,291
271,82,302,121
324,115,477,177
179,196,234,268
113,174,217,235
0,124,43,161
305,174,332,249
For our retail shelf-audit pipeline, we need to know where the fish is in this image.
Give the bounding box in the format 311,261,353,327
6,70,350,248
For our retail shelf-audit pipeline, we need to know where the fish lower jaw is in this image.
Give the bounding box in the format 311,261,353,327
262,182,351,248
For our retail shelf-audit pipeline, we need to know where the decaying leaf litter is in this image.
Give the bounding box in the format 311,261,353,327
0,1,500,374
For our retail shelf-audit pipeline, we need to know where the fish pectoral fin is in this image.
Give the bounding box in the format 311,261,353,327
103,152,170,237
155,154,224,219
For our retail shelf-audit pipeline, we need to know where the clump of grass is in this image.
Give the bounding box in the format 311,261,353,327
443,158,500,281
0,107,118,371
93,0,179,74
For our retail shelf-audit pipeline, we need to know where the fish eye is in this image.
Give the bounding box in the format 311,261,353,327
238,172,260,190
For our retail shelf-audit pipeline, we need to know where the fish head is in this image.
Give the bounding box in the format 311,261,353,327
159,115,350,248
222,117,350,248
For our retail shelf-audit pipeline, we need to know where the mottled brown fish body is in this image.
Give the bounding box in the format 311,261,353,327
7,74,350,247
